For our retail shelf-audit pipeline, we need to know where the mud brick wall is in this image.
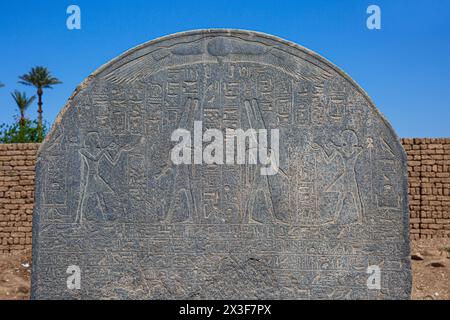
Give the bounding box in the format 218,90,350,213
402,138,450,239
0,144,39,253
0,140,449,252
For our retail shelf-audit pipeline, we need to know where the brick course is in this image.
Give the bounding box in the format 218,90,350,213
0,139,449,252
403,138,450,239
0,143,39,253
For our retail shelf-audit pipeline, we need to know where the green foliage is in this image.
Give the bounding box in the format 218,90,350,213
0,119,47,143
1,66,61,144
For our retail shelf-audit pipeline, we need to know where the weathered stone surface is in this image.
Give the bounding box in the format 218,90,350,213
31,30,411,299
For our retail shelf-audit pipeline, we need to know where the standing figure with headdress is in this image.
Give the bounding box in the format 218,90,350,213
313,130,364,224
76,132,113,224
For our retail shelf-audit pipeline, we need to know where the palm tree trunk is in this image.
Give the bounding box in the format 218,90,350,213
20,111,25,126
37,87,43,141
18,109,26,143
37,87,43,128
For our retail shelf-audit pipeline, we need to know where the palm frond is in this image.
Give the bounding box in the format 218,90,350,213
11,90,36,112
19,66,62,88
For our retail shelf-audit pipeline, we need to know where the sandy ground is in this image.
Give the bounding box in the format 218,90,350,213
0,239,449,300
0,249,31,300
410,238,450,300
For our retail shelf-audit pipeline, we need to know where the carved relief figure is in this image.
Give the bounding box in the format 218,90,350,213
165,97,198,223
314,130,364,224
76,133,137,223
242,98,276,224
76,132,113,224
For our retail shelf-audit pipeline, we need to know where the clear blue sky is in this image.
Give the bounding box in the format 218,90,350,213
0,0,449,137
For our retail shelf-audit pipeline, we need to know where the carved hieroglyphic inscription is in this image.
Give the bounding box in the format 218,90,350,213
31,30,411,299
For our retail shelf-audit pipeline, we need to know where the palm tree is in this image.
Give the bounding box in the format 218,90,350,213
19,66,61,133
11,90,35,126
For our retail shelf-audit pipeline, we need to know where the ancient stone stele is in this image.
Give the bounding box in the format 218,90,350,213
31,30,412,300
